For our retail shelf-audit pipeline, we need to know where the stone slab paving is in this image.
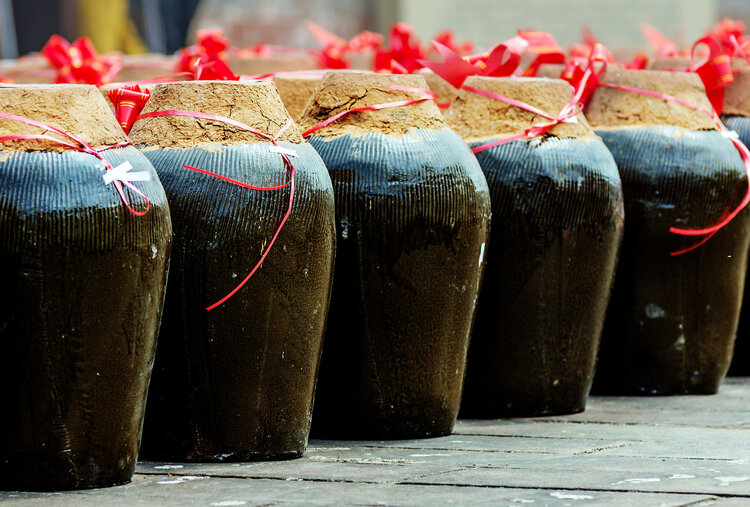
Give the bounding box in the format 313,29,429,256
2,378,748,506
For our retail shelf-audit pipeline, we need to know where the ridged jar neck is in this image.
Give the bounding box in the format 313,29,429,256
585,69,717,131
129,80,304,149
445,76,596,144
298,71,447,137
0,84,129,152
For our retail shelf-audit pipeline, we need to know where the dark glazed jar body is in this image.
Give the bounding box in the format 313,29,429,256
131,81,336,462
461,137,623,417
595,127,750,394
722,114,750,376
303,73,491,440
446,76,624,417
0,86,172,491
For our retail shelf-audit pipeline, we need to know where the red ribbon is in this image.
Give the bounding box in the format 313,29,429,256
517,30,566,77
176,29,232,77
108,85,151,135
41,35,121,86
134,110,296,311
0,112,149,216
560,43,609,108
688,36,733,115
301,84,437,137
461,84,581,154
419,36,528,90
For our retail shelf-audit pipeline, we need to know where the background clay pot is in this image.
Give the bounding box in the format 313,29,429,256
447,77,624,417
0,85,172,491
301,72,491,439
130,80,336,462
272,72,323,122
588,69,750,395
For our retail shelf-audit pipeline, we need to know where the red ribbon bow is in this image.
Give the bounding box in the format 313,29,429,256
41,35,121,86
108,85,151,135
689,36,734,115
177,29,232,77
0,112,149,216
419,36,528,89
461,84,581,154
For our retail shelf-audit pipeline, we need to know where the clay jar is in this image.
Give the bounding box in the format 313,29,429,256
588,69,750,394
650,59,750,376
447,77,624,417
130,81,336,461
721,66,750,375
0,85,172,490
301,72,491,439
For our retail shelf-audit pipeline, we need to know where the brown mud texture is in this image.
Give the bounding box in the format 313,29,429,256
460,137,624,417
593,127,750,394
308,128,491,439
137,141,336,461
0,146,172,490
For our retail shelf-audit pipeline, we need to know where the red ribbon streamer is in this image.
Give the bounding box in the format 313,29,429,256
301,84,437,137
41,35,121,86
108,85,151,135
134,110,296,311
688,36,733,115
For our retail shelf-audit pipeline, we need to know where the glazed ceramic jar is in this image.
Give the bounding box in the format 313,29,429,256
588,70,750,394
130,80,336,461
0,84,171,490
447,76,624,417
301,72,491,439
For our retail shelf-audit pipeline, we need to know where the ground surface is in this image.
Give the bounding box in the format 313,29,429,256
2,378,749,506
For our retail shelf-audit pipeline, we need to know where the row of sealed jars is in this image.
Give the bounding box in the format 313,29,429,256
1,67,747,491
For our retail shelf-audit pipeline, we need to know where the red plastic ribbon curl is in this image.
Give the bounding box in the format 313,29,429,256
0,112,150,216
133,110,296,311
41,34,121,86
688,36,734,115
108,85,151,135
176,29,231,77
418,36,528,90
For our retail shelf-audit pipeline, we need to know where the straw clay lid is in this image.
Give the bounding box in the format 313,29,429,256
0,84,129,153
298,71,446,137
650,57,750,117
273,72,323,121
445,76,596,144
585,69,716,131
129,80,304,149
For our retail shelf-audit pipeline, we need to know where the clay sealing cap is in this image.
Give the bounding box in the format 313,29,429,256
650,57,750,117
129,80,304,149
0,84,128,152
272,72,324,122
298,71,446,137
585,69,717,131
445,76,596,144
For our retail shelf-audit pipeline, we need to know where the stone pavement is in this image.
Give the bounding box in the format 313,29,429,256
2,378,749,506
